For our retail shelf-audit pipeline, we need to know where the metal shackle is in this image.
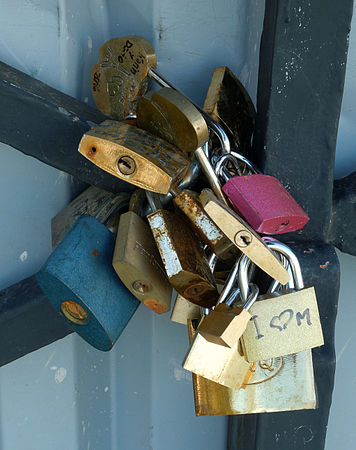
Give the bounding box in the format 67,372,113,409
262,239,304,290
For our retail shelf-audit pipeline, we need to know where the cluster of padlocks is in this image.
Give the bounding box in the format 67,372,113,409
36,36,324,416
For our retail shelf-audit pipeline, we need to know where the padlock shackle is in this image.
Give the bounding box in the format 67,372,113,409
243,283,259,311
263,239,304,290
195,144,229,206
217,257,240,305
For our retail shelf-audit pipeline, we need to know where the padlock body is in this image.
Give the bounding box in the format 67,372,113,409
170,294,201,325
183,321,252,390
79,120,190,194
241,287,324,362
113,211,172,314
187,320,316,416
147,209,219,308
197,305,251,348
91,36,157,119
222,174,309,234
36,215,140,351
174,190,238,260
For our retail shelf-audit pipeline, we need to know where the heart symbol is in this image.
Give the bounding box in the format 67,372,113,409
269,309,293,331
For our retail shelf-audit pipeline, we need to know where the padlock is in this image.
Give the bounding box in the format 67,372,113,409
91,36,157,119
215,151,310,234
203,66,256,155
188,319,316,416
182,286,258,389
91,36,231,155
170,294,201,325
78,120,190,194
36,199,140,351
51,186,131,249
146,192,219,309
199,188,290,285
240,240,324,362
170,252,218,325
136,87,209,153
188,262,317,416
112,189,172,314
173,189,237,260
196,255,258,348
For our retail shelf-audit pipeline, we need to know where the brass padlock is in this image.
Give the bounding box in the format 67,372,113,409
146,192,219,309
240,240,324,362
78,120,190,194
112,189,172,314
137,87,209,153
170,294,201,325
91,36,157,119
182,289,256,389
199,189,290,285
203,66,256,155
173,189,237,261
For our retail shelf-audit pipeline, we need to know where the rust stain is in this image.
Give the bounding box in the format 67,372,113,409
304,248,314,253
320,261,330,269
92,250,99,257
144,299,167,314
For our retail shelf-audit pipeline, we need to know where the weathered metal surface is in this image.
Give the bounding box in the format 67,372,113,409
203,66,256,157
174,189,237,260
51,186,130,248
0,275,72,367
147,209,219,308
329,171,356,255
200,189,290,284
137,87,209,152
0,61,134,193
79,120,190,194
113,211,172,314
36,215,140,351
91,36,157,119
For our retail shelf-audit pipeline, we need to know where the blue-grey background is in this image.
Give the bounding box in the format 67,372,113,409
0,1,354,449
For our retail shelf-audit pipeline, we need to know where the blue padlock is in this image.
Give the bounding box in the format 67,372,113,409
37,214,140,351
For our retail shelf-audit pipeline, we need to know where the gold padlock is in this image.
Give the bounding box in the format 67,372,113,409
147,195,219,309
173,189,237,261
199,189,290,285
240,240,324,362
203,66,256,155
112,190,172,314
182,299,254,389
78,120,190,194
91,36,157,119
170,294,202,325
137,87,209,153
188,319,316,416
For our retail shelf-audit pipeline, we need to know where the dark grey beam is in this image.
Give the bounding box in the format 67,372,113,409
253,0,353,243
228,0,352,448
0,276,72,367
0,61,133,194
330,172,356,255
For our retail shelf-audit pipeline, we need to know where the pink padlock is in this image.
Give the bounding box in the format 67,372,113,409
217,153,309,234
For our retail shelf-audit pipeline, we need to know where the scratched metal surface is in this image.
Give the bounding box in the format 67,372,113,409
0,0,263,449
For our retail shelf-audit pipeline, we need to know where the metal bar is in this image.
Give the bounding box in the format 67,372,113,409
0,61,133,193
228,0,352,447
0,275,72,367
